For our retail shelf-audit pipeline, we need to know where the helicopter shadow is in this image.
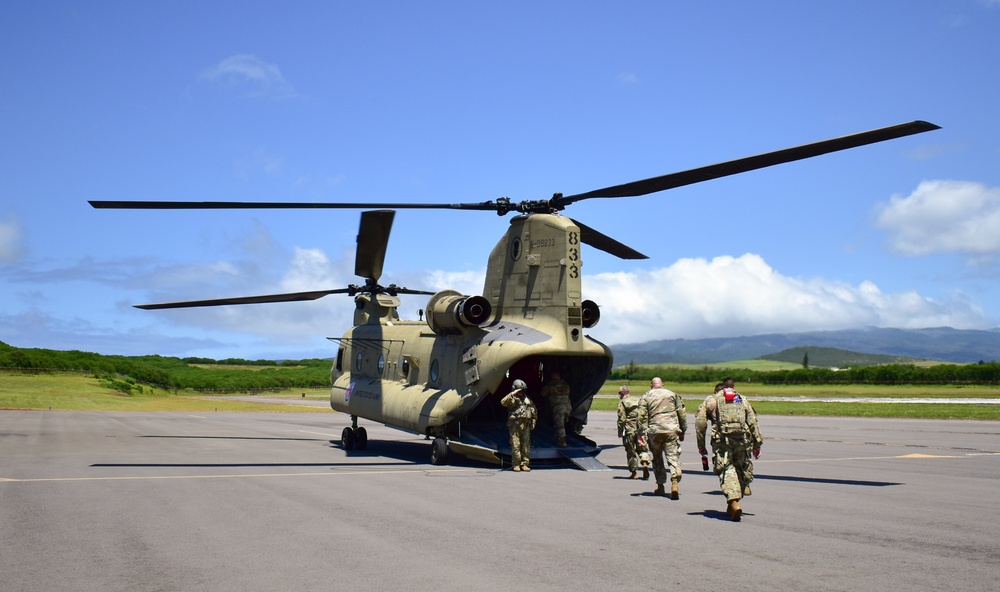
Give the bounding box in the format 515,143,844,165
143,435,325,443
328,438,491,469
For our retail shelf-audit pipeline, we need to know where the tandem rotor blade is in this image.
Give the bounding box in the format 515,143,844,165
88,199,503,211
135,288,352,310
552,120,940,207
355,210,394,281
571,218,648,260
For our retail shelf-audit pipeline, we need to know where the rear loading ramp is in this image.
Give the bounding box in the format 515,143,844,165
453,422,605,469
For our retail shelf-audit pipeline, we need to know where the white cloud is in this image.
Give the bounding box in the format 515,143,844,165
584,253,992,344
0,217,25,263
201,54,297,99
874,180,1000,258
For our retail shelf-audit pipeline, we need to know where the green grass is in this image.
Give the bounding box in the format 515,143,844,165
3,372,998,419
600,381,1000,398
0,374,328,412
592,381,1000,419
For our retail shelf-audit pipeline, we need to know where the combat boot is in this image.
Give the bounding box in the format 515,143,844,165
642,465,649,480
743,485,752,496
521,465,531,472
727,500,742,521
670,481,679,500
654,483,666,496
629,470,638,479
558,436,568,448
512,465,521,472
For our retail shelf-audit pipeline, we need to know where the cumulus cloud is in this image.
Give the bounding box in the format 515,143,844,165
874,180,1000,259
584,253,992,344
0,217,25,263
201,54,297,99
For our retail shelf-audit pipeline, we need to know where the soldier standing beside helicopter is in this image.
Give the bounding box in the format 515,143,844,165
637,377,687,499
541,370,572,447
501,379,537,472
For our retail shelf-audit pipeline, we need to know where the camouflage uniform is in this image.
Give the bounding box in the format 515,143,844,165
501,387,537,471
637,385,686,494
541,375,572,447
697,387,762,518
617,391,650,474
698,393,758,490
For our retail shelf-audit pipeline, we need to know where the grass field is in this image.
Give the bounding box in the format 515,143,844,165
0,374,328,413
1,372,997,419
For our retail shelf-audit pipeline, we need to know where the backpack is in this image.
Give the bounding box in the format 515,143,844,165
715,390,746,438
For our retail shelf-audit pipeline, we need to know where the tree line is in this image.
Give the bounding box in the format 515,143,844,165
0,342,331,391
610,360,1000,385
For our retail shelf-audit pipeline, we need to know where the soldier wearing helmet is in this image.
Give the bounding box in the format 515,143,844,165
501,378,537,472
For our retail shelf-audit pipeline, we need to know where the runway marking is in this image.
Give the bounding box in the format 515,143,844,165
299,430,339,437
188,415,207,419
0,467,481,483
744,452,973,464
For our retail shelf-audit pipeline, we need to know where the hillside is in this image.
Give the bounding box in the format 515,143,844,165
609,326,1000,365
758,346,924,368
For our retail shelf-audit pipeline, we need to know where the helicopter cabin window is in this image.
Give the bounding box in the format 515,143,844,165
335,347,345,372
430,359,440,383
401,357,410,377
377,354,385,375
355,352,364,372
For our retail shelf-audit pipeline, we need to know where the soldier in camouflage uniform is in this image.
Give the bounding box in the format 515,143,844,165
501,379,537,472
696,378,762,521
637,377,687,499
541,370,572,447
695,383,726,473
617,385,650,479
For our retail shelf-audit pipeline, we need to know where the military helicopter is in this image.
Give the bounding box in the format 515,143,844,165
90,120,938,469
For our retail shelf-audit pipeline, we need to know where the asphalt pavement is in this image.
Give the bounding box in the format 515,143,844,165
2,409,998,592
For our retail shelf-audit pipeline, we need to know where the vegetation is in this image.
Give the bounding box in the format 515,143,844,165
759,346,922,367
3,341,998,418
609,358,1000,385
0,374,329,412
0,341,331,393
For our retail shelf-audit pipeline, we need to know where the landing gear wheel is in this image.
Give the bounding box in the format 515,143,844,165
354,426,368,450
341,426,355,450
430,437,448,465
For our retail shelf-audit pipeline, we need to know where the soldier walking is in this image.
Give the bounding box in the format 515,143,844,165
541,370,572,447
696,378,763,520
617,385,650,479
637,377,687,499
501,379,537,472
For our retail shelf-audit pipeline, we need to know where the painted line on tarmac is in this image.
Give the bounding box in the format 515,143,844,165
0,467,481,483
748,452,985,463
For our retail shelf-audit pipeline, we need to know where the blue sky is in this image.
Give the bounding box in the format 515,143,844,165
2,1,999,360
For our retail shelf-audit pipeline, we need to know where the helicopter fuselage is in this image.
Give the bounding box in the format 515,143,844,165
329,213,613,464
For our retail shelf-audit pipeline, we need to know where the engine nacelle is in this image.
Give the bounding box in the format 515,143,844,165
582,299,600,328
426,290,492,335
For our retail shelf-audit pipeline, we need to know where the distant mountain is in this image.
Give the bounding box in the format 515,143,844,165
608,327,1000,365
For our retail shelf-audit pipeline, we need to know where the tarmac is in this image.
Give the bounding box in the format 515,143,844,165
2,409,999,592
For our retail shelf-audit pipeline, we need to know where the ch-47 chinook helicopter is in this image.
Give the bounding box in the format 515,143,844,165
91,120,939,469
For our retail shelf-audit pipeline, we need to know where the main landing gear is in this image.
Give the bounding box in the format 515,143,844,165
430,437,448,465
341,416,368,451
